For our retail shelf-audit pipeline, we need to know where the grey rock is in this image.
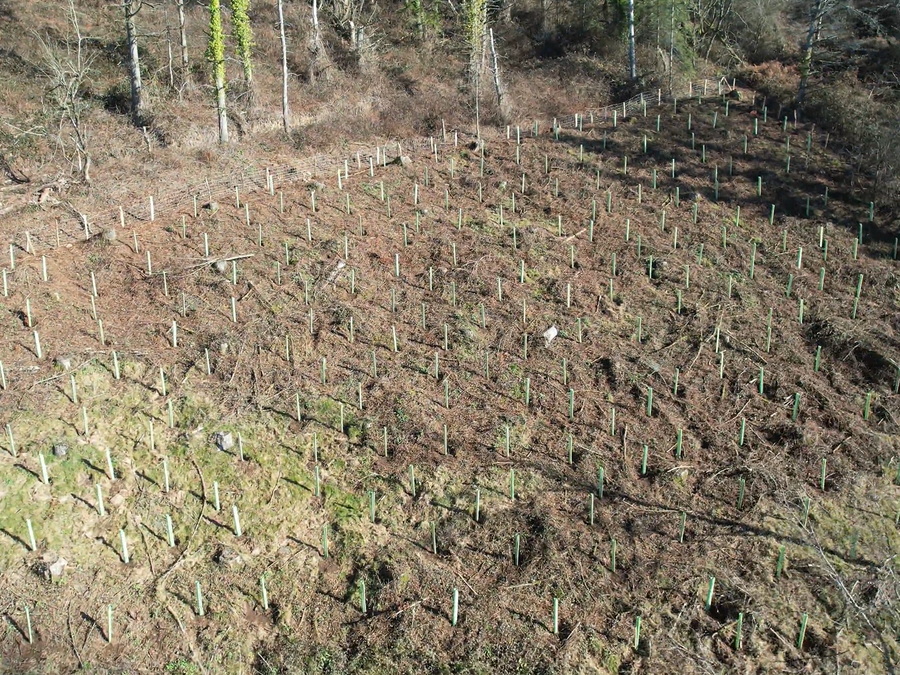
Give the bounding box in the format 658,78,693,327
213,546,242,566
204,201,219,212
52,443,68,458
327,260,347,284
214,259,227,273
213,431,233,452
54,356,72,370
48,557,68,578
543,325,558,347
101,228,117,242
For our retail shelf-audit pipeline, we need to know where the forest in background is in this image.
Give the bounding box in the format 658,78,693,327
0,0,899,211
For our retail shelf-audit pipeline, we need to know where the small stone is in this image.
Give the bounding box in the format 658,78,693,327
213,431,233,452
54,356,72,371
399,155,411,167
213,546,242,566
543,325,558,347
219,342,228,355
52,443,68,458
204,201,219,212
48,557,68,578
327,260,346,284
101,228,117,242
214,259,227,273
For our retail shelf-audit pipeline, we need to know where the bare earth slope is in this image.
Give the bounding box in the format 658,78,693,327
1,90,899,674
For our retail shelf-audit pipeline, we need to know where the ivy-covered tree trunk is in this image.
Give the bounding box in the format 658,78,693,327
465,0,487,86
464,0,487,136
207,0,229,143
233,0,254,85
124,0,144,124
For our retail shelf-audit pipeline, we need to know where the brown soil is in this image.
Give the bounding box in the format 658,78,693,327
1,91,899,675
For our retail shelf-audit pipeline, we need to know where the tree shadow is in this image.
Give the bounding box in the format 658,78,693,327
14,463,41,481
287,535,322,557
282,476,312,493
79,611,106,642
620,493,877,568
202,515,234,534
95,535,126,563
136,470,159,488
0,527,29,551
4,613,28,641
81,458,106,478
69,492,95,512
141,523,168,545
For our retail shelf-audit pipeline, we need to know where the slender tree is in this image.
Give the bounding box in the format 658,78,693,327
233,0,254,84
277,0,289,131
206,0,229,143
797,0,833,107
488,28,511,122
124,0,144,124
308,0,332,83
464,0,488,135
176,0,189,69
42,0,94,181
627,0,637,81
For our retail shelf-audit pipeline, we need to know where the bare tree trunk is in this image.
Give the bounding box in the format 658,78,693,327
798,0,826,108
310,0,319,83
540,0,551,34
475,66,481,139
308,0,331,83
215,71,228,143
627,0,637,81
176,0,188,68
278,0,290,132
354,23,377,75
488,28,511,122
124,0,144,124
167,26,175,88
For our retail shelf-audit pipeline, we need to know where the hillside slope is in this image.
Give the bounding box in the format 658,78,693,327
1,87,899,674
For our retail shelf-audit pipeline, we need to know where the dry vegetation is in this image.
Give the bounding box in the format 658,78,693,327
1,1,900,674
2,83,900,674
